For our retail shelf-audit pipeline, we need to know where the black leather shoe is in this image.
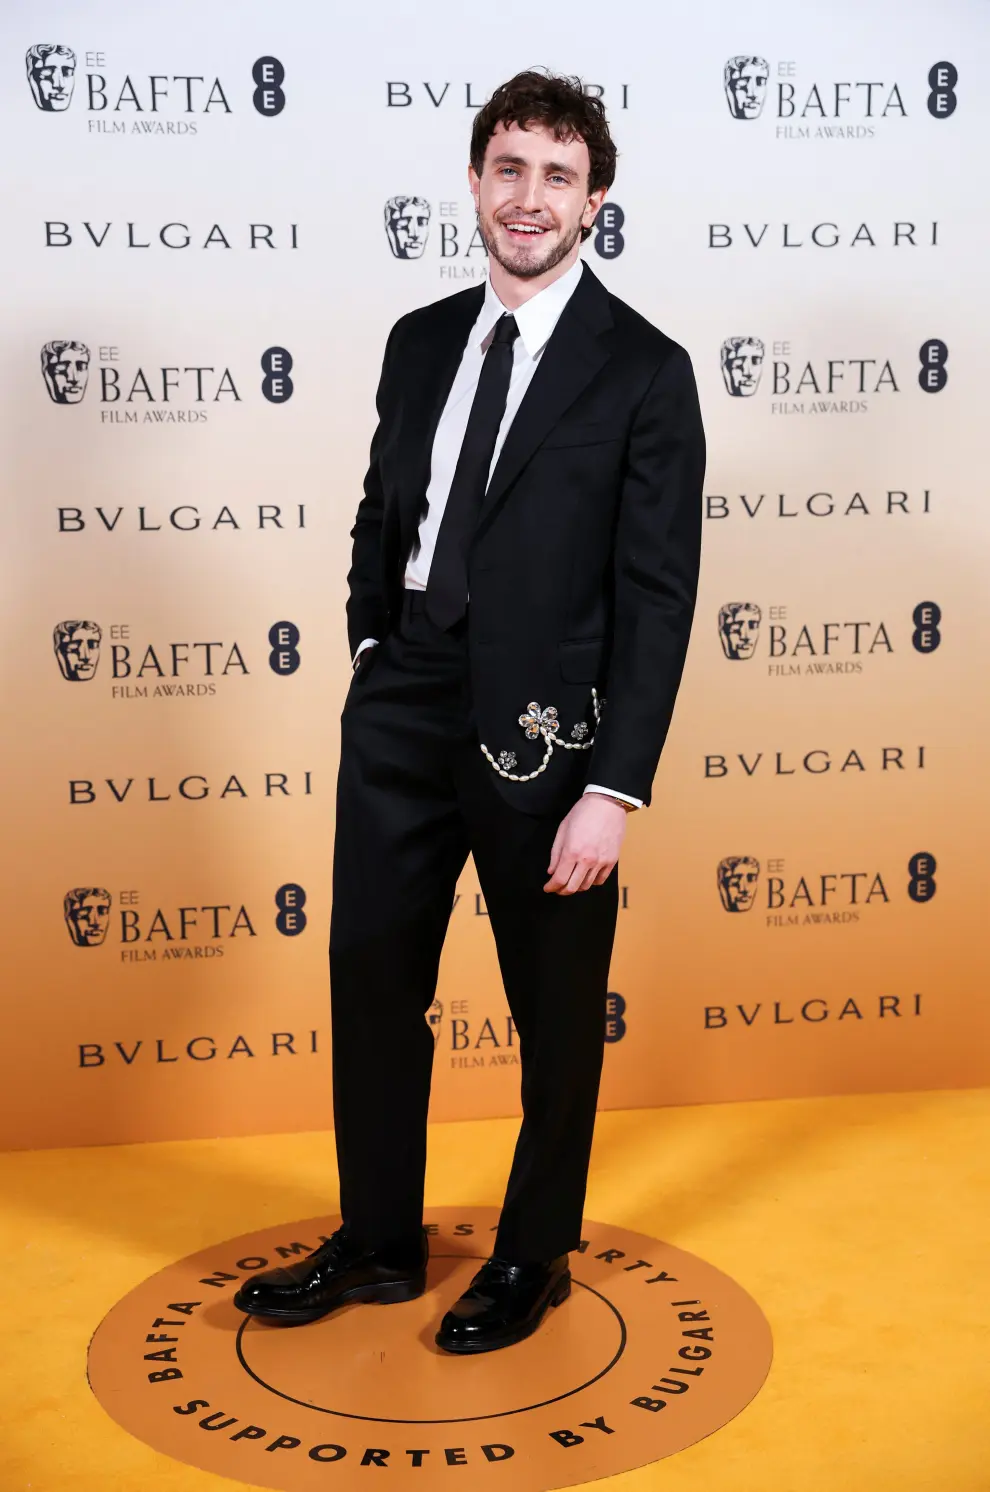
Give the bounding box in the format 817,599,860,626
435,1254,570,1354
233,1225,428,1324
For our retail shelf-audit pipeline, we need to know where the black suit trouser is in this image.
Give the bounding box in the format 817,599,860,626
329,589,619,1264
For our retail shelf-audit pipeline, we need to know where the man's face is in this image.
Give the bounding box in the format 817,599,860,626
718,859,760,913
66,893,111,946
719,605,761,660
470,121,605,281
29,48,76,111
726,62,768,119
388,201,430,259
721,339,764,396
44,345,90,404
56,627,101,680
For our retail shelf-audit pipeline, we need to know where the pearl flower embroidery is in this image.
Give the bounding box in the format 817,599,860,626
518,702,559,741
480,690,602,784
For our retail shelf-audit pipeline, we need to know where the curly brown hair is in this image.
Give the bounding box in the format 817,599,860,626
470,69,617,241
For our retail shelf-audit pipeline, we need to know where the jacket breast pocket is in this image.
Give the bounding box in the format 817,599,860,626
540,420,625,451
558,637,605,683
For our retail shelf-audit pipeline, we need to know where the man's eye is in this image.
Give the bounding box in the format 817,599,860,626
500,167,518,178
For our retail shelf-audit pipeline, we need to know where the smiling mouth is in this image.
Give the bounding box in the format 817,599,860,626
501,221,551,239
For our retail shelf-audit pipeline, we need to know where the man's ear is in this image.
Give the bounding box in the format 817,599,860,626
468,162,481,213
583,187,608,232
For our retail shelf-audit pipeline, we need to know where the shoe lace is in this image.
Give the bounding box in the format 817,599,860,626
307,1227,353,1269
476,1256,520,1287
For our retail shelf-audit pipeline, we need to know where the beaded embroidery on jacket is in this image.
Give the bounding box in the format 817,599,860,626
480,689,604,783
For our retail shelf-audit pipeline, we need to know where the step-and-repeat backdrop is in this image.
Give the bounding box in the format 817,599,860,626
2,0,987,1148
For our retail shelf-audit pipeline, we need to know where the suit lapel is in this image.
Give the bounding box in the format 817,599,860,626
395,285,484,551
475,263,613,534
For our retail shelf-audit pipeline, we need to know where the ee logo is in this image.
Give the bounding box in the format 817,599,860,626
269,621,301,675
594,203,625,259
605,992,627,1043
261,346,294,403
253,57,286,117
927,62,957,119
907,854,936,904
275,883,308,936
918,339,948,393
911,601,941,654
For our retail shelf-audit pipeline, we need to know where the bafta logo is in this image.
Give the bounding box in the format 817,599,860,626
717,857,761,914
718,602,762,660
64,887,112,947
54,620,102,681
384,195,431,259
41,340,90,404
720,336,764,397
427,998,443,1046
724,56,769,119
26,43,77,111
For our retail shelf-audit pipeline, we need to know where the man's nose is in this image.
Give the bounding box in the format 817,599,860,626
514,173,547,215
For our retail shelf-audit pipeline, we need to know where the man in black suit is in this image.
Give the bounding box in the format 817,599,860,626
236,70,705,1353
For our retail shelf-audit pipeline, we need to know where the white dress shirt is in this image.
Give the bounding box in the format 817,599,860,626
353,257,641,810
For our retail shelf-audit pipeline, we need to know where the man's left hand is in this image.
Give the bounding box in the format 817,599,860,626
544,794,630,895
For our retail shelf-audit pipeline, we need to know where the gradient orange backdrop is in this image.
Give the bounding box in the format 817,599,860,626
2,0,987,1149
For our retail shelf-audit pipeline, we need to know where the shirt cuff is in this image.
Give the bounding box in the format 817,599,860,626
351,637,379,672
583,784,643,810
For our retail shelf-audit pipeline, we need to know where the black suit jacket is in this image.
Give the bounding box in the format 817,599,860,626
346,262,706,816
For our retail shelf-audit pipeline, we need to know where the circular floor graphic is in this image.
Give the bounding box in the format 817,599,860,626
88,1207,773,1490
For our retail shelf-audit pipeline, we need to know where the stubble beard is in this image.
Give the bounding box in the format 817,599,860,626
478,209,583,281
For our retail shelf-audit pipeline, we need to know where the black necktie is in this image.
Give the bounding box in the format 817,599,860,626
425,313,520,631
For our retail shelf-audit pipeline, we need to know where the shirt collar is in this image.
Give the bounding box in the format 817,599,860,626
473,256,585,358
